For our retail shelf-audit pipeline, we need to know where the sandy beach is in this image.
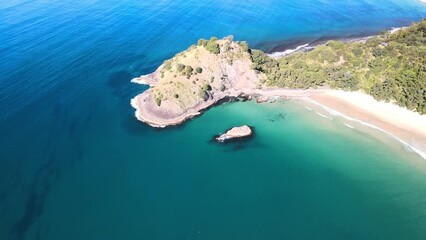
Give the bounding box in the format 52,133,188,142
309,90,426,159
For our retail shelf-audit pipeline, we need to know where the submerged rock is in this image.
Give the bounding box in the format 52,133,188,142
216,125,253,142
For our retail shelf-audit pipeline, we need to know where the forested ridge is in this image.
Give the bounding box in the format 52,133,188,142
251,19,426,114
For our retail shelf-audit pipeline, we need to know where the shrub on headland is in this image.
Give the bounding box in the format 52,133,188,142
239,41,249,52
205,37,220,54
184,65,193,78
176,63,185,72
197,38,208,47
154,94,163,106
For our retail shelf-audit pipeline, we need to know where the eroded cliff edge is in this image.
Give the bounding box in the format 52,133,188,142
131,36,265,127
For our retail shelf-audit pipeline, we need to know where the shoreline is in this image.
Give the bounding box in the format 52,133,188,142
131,82,426,159
267,35,374,58
307,91,426,160
267,26,405,58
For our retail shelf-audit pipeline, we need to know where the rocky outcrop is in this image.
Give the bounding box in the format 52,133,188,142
255,95,269,103
131,36,265,127
131,37,326,128
215,125,253,142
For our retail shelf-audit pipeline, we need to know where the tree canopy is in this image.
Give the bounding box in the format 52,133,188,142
250,19,426,113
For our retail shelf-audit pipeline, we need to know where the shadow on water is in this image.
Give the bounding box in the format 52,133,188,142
104,53,147,70
267,112,287,123
6,97,91,240
209,127,267,152
107,70,152,135
121,113,152,136
108,70,147,101
10,151,58,240
51,101,90,165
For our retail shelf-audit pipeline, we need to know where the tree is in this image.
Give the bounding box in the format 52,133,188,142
197,38,208,47
176,63,185,72
184,65,193,78
206,37,220,54
239,41,249,52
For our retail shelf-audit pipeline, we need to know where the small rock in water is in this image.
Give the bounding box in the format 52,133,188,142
256,96,269,103
215,125,253,142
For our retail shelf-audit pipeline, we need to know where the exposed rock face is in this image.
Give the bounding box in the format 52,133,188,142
216,125,253,142
131,36,265,127
256,95,269,103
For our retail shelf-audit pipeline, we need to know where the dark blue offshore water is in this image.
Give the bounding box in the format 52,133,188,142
1,1,426,239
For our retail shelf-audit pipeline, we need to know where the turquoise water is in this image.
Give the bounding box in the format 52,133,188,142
1,0,426,239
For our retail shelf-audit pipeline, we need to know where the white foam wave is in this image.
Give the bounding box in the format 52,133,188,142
268,43,309,58
131,74,151,85
306,99,426,160
315,111,333,120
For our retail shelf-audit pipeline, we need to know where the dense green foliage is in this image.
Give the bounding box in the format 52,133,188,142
201,37,220,54
239,41,249,52
174,63,194,79
176,63,185,72
251,19,426,113
197,38,208,47
184,65,193,78
198,83,212,100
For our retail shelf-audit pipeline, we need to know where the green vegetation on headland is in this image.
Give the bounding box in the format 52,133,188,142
138,35,260,111
133,19,425,126
251,19,426,113
198,37,221,54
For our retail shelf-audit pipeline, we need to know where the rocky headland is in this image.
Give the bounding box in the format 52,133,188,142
131,36,324,127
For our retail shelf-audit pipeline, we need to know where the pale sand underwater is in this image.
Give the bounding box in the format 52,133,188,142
308,90,426,160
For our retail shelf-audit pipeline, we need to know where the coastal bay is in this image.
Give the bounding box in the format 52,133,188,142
2,0,426,239
131,21,426,159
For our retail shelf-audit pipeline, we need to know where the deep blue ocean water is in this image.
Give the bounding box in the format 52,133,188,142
1,0,426,239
